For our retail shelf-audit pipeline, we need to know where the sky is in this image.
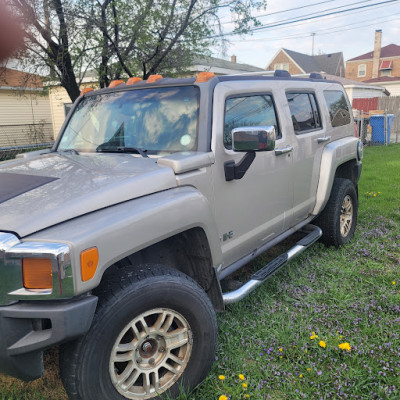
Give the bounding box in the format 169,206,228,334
212,0,400,69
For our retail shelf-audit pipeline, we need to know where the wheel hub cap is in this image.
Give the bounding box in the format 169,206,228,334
109,308,192,399
340,195,353,237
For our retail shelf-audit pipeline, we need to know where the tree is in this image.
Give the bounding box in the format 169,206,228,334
91,0,266,87
9,0,267,100
9,0,98,101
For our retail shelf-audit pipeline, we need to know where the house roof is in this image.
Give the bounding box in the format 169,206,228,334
320,73,390,96
347,44,400,61
0,67,43,88
191,56,264,73
363,76,400,83
283,49,343,75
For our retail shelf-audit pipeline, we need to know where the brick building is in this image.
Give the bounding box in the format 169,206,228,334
345,30,400,82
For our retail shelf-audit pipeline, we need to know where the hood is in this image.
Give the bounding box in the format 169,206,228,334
0,153,177,237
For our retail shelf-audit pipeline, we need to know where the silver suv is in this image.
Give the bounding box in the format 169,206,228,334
0,71,362,399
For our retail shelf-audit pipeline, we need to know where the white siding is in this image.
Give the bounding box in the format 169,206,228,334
48,86,73,138
345,87,386,103
379,82,400,96
0,89,54,147
0,90,52,126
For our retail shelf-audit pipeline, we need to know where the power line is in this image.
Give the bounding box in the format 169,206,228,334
228,12,400,43
211,0,400,38
220,0,375,26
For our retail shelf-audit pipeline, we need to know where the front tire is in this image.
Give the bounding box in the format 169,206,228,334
314,178,358,247
60,265,217,400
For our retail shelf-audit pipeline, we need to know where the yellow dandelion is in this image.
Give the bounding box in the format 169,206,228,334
299,374,303,378
378,192,381,194
373,194,377,197
242,383,248,388
279,348,283,352
339,335,343,338
280,355,283,359
218,375,225,381
392,281,396,285
339,342,351,351
310,334,318,340
238,374,245,381
319,340,326,348
245,395,250,399
219,396,228,400
307,368,311,372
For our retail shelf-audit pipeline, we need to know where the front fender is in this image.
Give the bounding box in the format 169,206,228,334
312,137,360,215
26,187,222,296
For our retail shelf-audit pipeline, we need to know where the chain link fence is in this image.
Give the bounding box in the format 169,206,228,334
0,123,54,148
355,111,399,146
0,143,54,162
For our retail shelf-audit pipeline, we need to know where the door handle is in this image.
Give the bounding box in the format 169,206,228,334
275,145,293,155
317,136,331,143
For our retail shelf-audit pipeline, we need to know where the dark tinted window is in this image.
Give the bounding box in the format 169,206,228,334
323,90,351,127
286,93,321,133
224,95,279,149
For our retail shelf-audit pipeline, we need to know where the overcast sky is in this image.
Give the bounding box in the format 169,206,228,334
212,0,400,69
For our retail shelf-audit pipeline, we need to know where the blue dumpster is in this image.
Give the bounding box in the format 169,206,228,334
370,114,394,145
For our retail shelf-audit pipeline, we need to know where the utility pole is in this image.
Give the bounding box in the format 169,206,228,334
311,33,316,56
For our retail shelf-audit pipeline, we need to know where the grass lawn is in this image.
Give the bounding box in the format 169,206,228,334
1,143,399,400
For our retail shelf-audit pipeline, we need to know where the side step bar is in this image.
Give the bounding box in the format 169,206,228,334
222,224,322,305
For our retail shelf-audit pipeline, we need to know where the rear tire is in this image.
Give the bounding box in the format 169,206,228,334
60,264,217,400
314,178,358,247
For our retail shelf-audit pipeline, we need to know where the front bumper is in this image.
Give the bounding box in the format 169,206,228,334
0,295,97,381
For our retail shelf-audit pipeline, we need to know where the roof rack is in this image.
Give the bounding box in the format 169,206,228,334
233,70,291,77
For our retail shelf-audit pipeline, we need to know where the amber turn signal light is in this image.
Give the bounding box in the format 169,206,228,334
127,77,142,85
109,80,124,88
23,258,53,289
81,247,99,282
195,72,215,83
147,74,163,83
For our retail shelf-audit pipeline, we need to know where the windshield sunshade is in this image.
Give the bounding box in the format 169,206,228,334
58,86,200,154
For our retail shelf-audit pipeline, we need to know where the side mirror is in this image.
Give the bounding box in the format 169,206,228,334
232,126,276,152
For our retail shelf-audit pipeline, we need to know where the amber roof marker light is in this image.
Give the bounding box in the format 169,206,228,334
108,80,125,88
127,77,143,85
80,88,94,96
147,75,163,83
196,72,215,83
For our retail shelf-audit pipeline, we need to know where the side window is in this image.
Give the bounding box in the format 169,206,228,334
286,93,322,133
323,90,351,127
224,95,280,149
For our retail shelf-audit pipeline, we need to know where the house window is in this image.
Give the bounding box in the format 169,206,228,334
274,63,289,71
380,60,392,76
357,64,366,77
381,69,392,76
64,103,73,117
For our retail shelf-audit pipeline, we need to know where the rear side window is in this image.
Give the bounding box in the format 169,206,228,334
323,90,351,127
224,95,280,149
286,93,321,133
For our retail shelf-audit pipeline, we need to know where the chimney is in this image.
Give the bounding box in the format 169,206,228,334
372,29,382,79
231,55,237,63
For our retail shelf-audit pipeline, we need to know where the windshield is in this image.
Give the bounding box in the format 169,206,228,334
57,86,200,154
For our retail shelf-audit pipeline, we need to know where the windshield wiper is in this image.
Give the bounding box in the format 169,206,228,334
96,146,149,158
